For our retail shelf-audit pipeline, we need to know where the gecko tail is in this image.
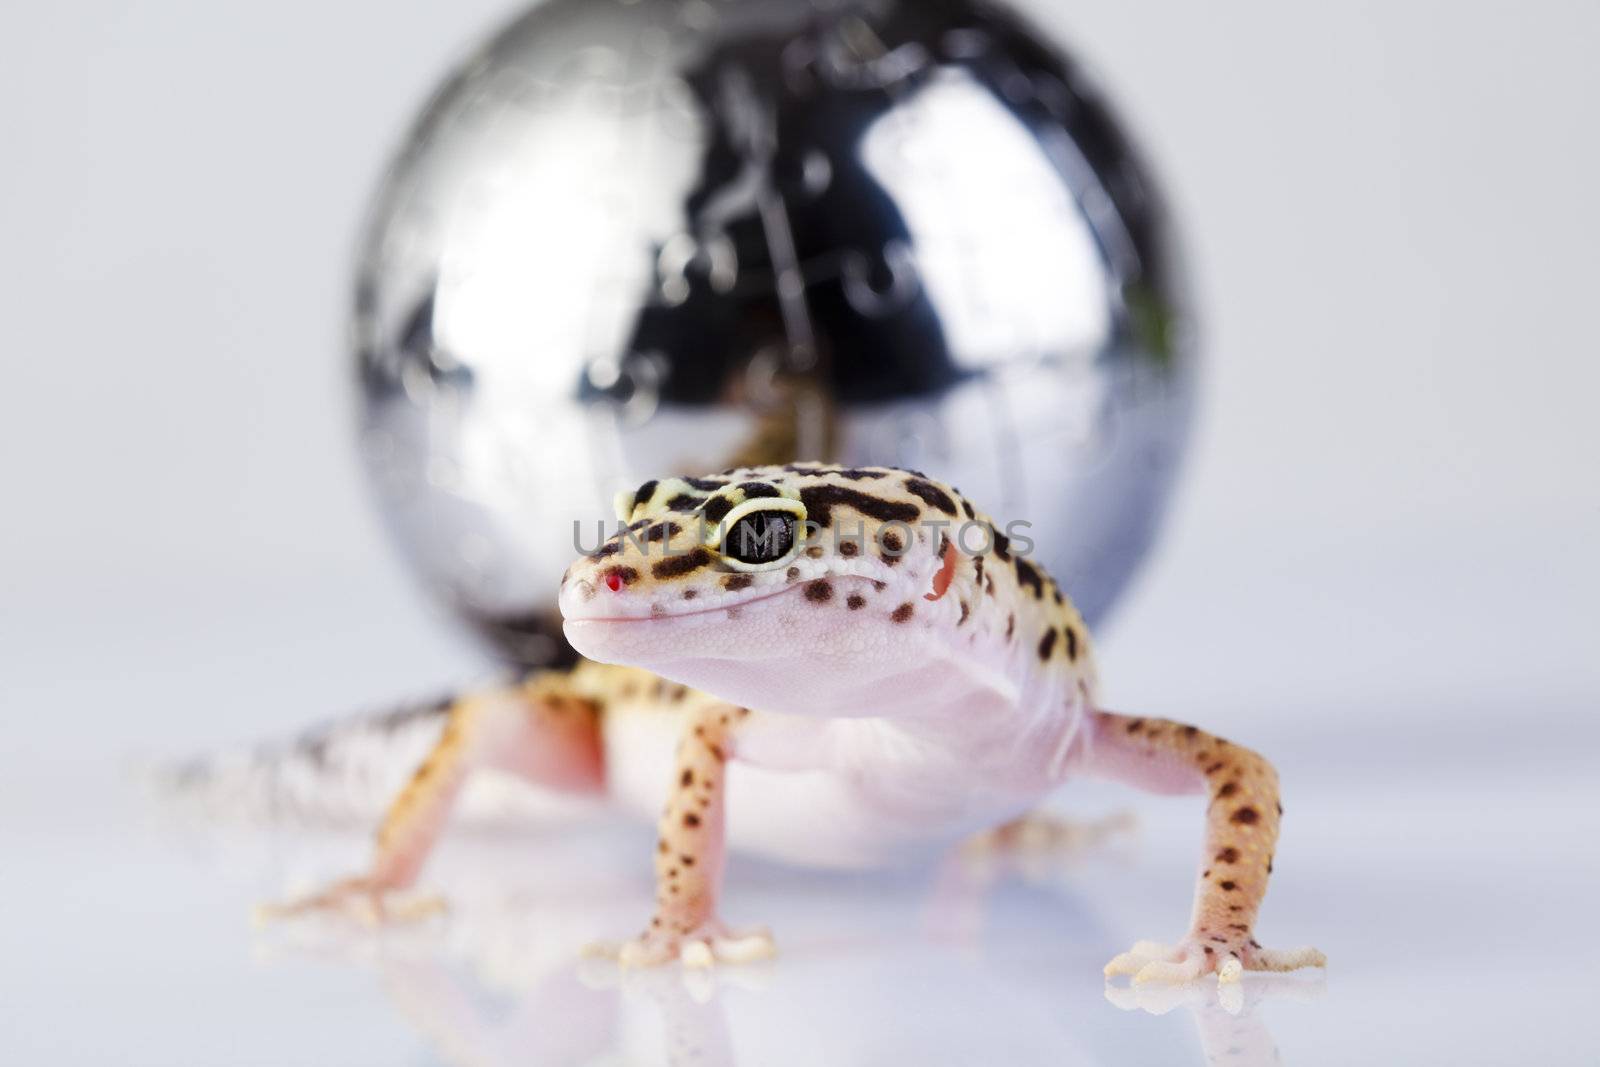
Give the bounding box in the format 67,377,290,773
150,679,593,832
148,689,463,829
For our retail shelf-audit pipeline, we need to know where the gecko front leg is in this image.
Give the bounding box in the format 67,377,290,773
1085,711,1326,984
589,702,775,968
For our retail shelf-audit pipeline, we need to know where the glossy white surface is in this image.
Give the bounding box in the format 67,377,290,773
3,579,1597,1066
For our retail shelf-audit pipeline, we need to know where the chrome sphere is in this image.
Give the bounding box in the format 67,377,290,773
354,0,1195,667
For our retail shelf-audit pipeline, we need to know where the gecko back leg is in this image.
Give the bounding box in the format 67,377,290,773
1084,711,1326,984
257,670,606,923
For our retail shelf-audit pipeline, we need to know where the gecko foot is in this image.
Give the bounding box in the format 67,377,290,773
1104,937,1325,985
963,810,1136,858
252,876,448,928
583,919,777,969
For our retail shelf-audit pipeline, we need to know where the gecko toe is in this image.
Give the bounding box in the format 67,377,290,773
1248,945,1327,972
599,921,777,970
1133,956,1203,985
710,928,777,964
680,939,716,968
1108,935,1325,986
1104,940,1173,977
254,877,446,928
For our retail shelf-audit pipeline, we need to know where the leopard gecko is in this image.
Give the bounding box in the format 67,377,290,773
264,463,1325,984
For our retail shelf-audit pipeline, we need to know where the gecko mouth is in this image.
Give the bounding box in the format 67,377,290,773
561,578,814,626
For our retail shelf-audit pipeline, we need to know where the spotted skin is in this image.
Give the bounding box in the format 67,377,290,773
259,668,608,922
615,701,775,966
1090,713,1322,981
267,464,1321,984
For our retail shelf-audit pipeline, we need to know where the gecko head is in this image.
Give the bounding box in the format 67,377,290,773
558,464,985,715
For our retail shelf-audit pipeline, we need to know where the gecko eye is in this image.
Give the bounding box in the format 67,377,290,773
724,511,797,565
714,498,807,571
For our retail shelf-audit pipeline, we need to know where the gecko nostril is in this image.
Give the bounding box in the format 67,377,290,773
605,573,624,593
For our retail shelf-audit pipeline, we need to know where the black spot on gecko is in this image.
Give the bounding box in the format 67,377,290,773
904,477,957,515
846,593,866,610
641,520,681,544
703,495,735,524
839,540,859,557
991,529,1011,561
1216,847,1240,863
1219,880,1238,891
736,481,782,499
1231,807,1260,825
1126,718,1145,734
631,480,659,513
723,573,754,591
683,477,728,491
799,484,920,528
958,600,969,625
1064,626,1078,661
680,768,693,787
589,541,621,559
781,464,886,480
601,565,639,586
651,548,714,580
961,497,977,519
804,580,832,602
682,589,698,600
1038,629,1057,660
1014,557,1044,598
665,493,701,512
891,602,915,623
683,812,700,828
1218,782,1240,799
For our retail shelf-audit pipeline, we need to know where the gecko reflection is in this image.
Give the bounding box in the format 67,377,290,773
250,837,1319,1067
1106,973,1327,1067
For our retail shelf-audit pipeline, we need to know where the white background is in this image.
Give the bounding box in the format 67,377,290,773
2,2,1597,1064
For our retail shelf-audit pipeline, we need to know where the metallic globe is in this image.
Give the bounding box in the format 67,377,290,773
353,0,1195,668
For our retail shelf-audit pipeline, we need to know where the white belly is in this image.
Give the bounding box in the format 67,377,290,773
600,698,1081,869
